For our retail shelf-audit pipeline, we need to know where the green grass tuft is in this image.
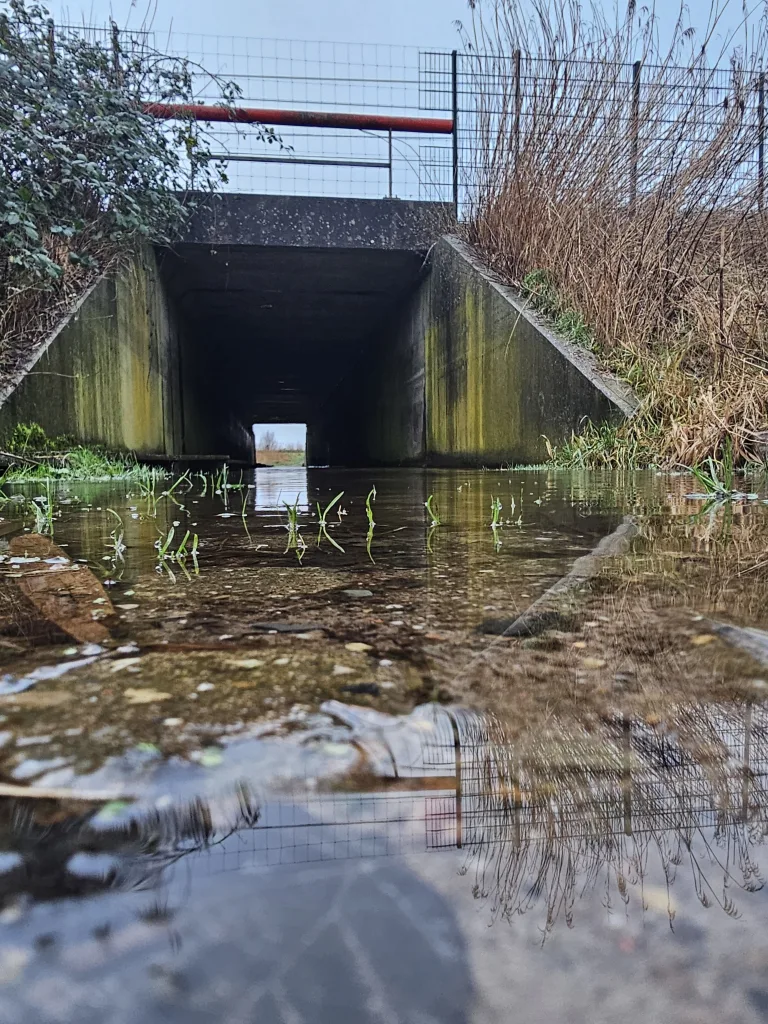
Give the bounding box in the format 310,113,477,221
1,423,166,483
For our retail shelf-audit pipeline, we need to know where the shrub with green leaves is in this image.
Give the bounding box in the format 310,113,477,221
0,0,274,375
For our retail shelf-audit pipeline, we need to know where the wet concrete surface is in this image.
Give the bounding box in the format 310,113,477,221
0,467,765,1020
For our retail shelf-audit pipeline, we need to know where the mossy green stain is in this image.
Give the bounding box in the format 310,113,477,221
0,248,182,456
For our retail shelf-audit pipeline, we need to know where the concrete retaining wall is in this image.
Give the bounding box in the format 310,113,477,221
289,235,636,469
424,236,637,466
355,275,428,466
0,248,184,455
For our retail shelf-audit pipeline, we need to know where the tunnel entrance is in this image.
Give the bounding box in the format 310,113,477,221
253,423,307,467
156,194,442,468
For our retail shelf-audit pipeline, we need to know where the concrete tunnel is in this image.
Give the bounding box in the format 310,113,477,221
0,193,632,466
157,193,447,466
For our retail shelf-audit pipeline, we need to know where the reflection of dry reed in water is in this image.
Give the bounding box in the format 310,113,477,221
460,706,768,939
434,501,768,935
618,501,768,623
460,0,768,464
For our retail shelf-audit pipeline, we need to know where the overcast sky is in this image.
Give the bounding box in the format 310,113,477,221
51,0,467,47
47,0,757,52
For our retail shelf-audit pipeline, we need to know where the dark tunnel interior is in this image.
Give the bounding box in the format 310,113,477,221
158,241,428,466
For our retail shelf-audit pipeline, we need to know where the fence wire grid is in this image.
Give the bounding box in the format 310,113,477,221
59,27,767,210
124,701,768,882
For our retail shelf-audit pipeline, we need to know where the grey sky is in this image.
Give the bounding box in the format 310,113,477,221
49,0,757,52
254,423,306,448
52,0,468,47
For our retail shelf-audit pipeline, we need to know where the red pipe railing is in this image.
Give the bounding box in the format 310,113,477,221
142,103,454,135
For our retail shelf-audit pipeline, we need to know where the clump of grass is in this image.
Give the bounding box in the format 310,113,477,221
490,496,503,550
365,485,376,562
316,491,345,553
544,421,662,469
105,509,126,564
1,423,166,482
522,271,595,351
161,471,191,505
461,0,768,467
689,438,738,497
30,480,55,536
283,496,307,562
154,524,199,580
135,468,164,517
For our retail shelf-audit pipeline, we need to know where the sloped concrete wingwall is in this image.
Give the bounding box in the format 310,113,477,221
424,236,637,466
0,247,184,455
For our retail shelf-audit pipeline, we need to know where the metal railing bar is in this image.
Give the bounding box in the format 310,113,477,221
210,152,391,168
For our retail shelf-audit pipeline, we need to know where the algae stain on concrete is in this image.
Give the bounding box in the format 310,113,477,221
424,237,633,466
0,247,184,456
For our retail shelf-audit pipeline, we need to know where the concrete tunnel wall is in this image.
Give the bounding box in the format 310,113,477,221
0,196,635,467
158,194,447,466
422,237,637,466
0,247,186,455
310,235,636,468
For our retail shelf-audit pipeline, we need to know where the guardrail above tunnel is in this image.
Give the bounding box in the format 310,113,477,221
143,93,460,215
62,26,463,207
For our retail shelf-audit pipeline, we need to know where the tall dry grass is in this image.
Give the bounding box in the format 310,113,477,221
459,0,768,465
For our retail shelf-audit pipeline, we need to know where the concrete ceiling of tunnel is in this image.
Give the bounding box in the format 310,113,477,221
158,242,427,423
159,243,425,345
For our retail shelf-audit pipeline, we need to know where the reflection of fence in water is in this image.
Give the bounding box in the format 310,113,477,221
209,701,768,877
4,701,767,925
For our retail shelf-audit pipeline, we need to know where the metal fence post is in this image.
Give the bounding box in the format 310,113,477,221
46,18,56,66
111,21,121,85
630,59,641,212
758,72,765,214
513,48,522,166
387,129,393,198
452,49,459,218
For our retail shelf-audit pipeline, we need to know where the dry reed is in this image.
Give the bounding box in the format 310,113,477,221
459,0,768,466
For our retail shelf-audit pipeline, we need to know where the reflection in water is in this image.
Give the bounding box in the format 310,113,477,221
1,465,768,1022
252,467,309,511
2,697,767,939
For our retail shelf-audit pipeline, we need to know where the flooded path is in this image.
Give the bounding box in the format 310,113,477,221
0,467,767,1022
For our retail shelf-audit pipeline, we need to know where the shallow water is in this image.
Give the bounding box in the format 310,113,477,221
0,467,767,1022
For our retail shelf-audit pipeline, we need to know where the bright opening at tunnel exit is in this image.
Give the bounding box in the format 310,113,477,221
253,423,307,467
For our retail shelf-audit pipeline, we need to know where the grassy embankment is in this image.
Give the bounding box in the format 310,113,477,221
461,0,768,470
0,423,159,482
256,449,306,467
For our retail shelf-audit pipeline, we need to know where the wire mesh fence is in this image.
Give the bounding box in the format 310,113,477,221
456,51,765,210
61,27,457,202
57,26,767,210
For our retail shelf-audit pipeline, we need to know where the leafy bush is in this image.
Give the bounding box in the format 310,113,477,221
0,0,274,376
6,421,51,452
